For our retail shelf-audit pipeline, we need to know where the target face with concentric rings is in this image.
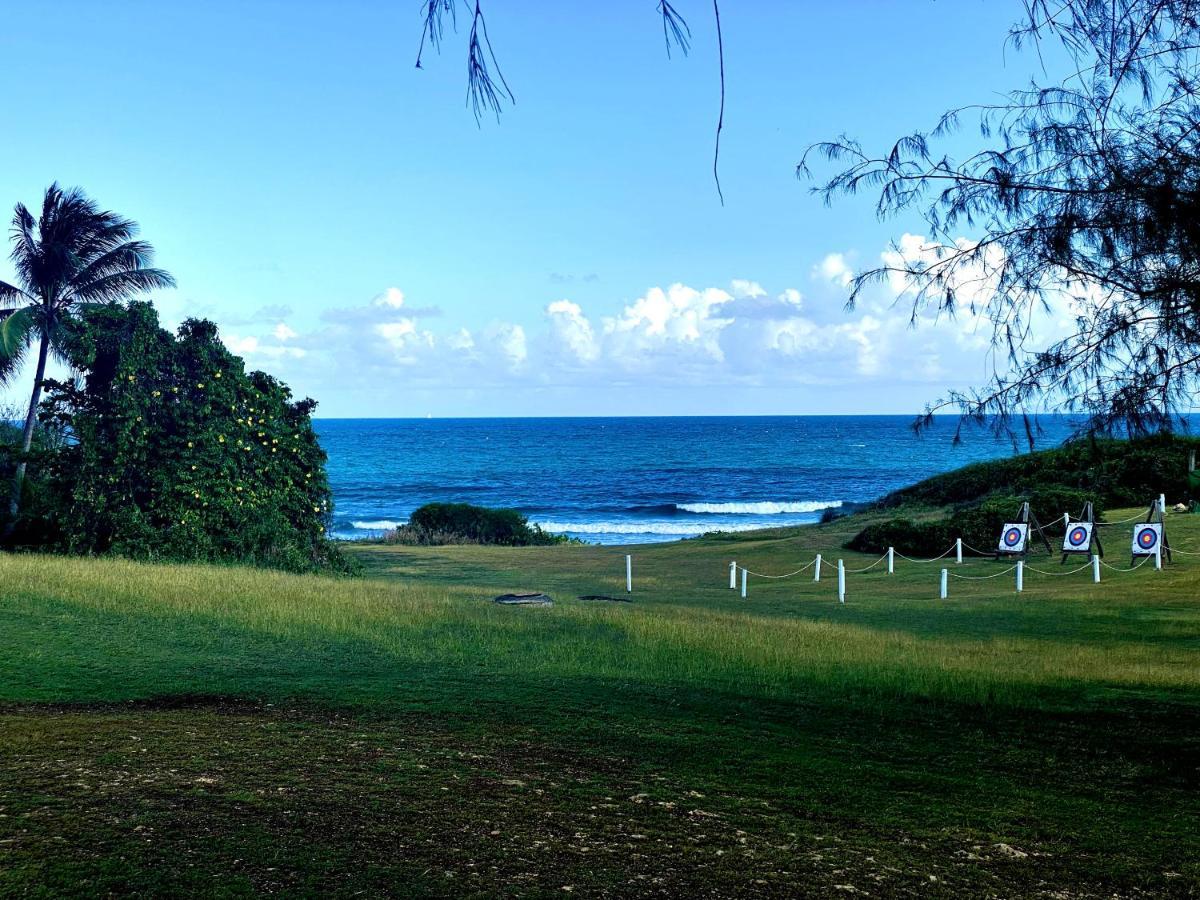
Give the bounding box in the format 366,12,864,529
1132,524,1161,555
1063,523,1092,551
997,523,1028,553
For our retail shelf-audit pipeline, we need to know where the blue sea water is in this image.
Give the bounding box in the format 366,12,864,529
316,416,1080,544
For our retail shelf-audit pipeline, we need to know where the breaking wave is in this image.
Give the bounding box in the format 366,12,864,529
675,500,841,515
351,519,402,530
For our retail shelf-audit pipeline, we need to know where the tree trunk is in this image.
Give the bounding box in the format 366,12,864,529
3,334,50,540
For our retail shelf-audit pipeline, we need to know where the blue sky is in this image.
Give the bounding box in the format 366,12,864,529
0,1,1063,417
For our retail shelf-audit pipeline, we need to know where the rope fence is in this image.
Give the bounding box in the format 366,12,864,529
710,498,1192,603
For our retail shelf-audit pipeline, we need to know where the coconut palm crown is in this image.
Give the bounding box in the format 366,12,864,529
0,183,175,534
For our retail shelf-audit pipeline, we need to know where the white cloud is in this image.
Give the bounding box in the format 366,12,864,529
816,253,854,288
372,287,406,309
273,322,298,341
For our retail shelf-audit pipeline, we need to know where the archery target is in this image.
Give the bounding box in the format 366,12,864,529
1062,522,1093,553
1132,523,1162,556
998,523,1028,553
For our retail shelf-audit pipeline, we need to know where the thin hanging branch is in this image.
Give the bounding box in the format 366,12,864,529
465,1,514,123
712,0,726,205
658,1,692,57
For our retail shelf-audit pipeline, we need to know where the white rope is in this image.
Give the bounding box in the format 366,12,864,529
1096,510,1145,526
1023,561,1094,576
843,555,888,574
948,564,1019,580
1167,546,1200,556
894,545,955,563
1098,556,1152,572
738,559,817,579
961,541,999,557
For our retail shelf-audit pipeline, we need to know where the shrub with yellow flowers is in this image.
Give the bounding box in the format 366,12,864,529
37,302,348,573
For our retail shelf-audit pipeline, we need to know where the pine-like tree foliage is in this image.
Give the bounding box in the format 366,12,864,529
35,303,348,572
804,0,1200,446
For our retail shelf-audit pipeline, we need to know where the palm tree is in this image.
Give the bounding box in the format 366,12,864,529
0,184,174,536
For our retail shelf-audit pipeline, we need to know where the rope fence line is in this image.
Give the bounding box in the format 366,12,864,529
1098,556,1152,573
843,554,888,574
736,560,816,579
894,546,955,563
947,565,1019,581
1024,561,1094,577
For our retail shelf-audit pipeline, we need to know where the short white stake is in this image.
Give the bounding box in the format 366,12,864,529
729,560,737,589
1160,493,1167,515
626,554,632,593
837,559,845,604
813,554,822,582
741,567,747,599
1092,554,1100,583
1016,560,1024,593
1155,546,1163,571
887,546,894,574
955,538,962,564
1063,512,1070,530
940,568,948,600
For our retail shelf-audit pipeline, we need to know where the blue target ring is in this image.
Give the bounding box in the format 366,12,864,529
1067,526,1089,548
1003,527,1024,547
1137,527,1159,550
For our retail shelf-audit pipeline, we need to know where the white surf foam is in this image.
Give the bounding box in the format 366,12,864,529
351,520,402,530
676,500,841,515
535,520,785,536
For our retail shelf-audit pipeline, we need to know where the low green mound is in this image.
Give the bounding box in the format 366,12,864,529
848,434,1197,556
879,433,1198,510
382,502,568,546
849,487,1102,556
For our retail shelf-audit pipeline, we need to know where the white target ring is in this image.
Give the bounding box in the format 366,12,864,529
1131,523,1162,556
998,523,1028,554
1062,522,1093,552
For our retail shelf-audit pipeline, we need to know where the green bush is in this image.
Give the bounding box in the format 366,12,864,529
850,488,1103,557
879,434,1200,510
386,502,567,546
31,302,349,573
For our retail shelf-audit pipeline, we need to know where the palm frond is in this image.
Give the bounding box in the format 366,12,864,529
0,279,33,309
67,268,176,304
69,240,156,287
0,306,35,388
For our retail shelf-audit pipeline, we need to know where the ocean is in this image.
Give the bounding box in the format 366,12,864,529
317,416,1080,544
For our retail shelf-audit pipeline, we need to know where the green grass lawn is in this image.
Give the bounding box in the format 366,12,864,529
1,508,1198,897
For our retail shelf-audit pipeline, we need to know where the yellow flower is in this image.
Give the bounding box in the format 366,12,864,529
152,390,161,397
191,465,197,471
218,435,226,443
271,447,277,453
187,441,194,448
196,383,205,389
172,387,179,394
214,372,222,379
127,375,135,382
193,492,200,499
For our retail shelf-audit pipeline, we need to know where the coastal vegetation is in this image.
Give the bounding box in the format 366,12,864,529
1,496,1197,895
848,434,1200,556
0,186,344,573
380,501,569,546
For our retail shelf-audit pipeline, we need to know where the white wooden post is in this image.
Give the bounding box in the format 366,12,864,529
729,561,737,589
1155,546,1163,571
1092,554,1100,583
740,567,747,598
1063,512,1070,529
1016,560,1024,592
955,538,962,564
837,559,845,604
813,554,822,582
887,546,894,574
626,554,632,592
1160,493,1167,515
940,568,948,600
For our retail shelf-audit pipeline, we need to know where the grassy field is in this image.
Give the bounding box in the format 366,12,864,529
1,506,1198,897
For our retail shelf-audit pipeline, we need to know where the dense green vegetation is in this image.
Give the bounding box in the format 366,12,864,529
382,501,568,546
1,303,345,572
0,502,1197,896
849,436,1192,556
